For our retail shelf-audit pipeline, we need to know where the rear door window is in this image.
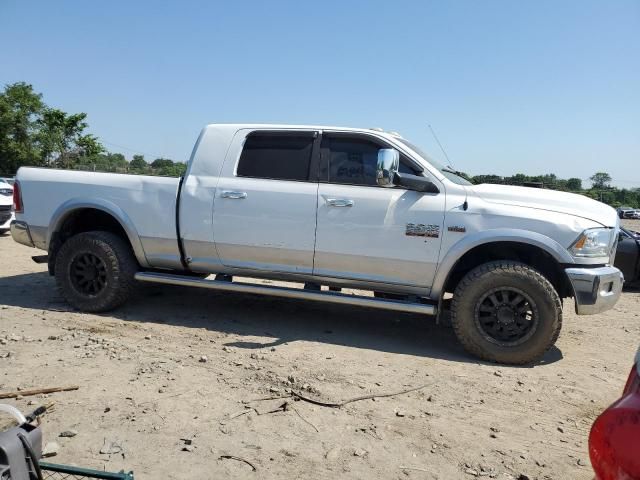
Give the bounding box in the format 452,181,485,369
237,133,315,181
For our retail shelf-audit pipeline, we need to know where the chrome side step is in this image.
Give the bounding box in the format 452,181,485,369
134,272,437,316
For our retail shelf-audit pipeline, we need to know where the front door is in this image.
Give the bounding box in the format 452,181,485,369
213,130,319,274
313,133,445,288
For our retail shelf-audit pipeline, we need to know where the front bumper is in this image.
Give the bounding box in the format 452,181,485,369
10,220,35,247
565,266,624,315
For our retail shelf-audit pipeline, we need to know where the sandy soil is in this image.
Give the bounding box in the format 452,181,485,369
1,223,639,480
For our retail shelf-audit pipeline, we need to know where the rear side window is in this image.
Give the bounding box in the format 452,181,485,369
237,134,314,181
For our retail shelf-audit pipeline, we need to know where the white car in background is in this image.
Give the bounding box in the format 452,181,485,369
0,180,15,234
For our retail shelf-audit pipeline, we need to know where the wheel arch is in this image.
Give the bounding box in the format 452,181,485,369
47,198,149,272
432,230,574,301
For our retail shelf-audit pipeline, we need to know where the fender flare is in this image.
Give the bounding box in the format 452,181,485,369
48,197,149,268
430,228,574,298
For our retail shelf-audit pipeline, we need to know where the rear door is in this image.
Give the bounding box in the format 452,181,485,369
212,130,320,274
313,132,445,288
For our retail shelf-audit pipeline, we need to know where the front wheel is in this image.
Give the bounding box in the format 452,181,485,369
54,231,138,312
450,261,562,365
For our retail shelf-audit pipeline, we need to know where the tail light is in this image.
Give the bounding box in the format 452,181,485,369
589,361,640,480
12,180,23,213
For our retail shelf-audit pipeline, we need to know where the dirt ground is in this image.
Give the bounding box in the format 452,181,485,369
1,222,639,480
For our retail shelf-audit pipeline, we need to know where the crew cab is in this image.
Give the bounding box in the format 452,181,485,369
10,124,624,364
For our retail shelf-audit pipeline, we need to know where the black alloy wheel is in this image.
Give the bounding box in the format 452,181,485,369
70,252,108,296
474,286,538,346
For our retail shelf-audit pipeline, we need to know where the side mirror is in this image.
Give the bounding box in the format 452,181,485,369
376,149,399,188
394,173,440,193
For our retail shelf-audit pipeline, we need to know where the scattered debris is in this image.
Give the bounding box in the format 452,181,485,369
42,442,59,457
99,438,124,455
292,406,319,432
353,448,368,457
400,465,430,473
291,384,430,408
59,429,78,438
325,446,341,461
219,455,257,471
0,385,79,399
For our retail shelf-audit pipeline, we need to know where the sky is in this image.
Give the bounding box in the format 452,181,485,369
1,0,639,187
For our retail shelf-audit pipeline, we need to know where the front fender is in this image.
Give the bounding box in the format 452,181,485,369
430,228,575,298
48,197,149,268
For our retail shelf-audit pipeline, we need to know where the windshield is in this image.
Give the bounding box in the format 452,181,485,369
396,138,472,185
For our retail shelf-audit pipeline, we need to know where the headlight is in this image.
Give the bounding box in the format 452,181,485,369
570,228,615,258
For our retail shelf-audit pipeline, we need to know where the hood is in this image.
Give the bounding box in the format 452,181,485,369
468,184,618,227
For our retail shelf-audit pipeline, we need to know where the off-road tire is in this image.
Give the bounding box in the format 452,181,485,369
55,231,138,312
451,261,562,365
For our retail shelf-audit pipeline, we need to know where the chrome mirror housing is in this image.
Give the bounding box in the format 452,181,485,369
376,149,399,187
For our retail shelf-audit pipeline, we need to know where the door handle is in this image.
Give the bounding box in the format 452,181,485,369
326,198,354,207
221,190,247,199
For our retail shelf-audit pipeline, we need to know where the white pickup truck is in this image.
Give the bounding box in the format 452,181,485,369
10,124,623,364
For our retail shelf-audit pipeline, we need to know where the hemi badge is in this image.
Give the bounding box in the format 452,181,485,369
448,226,466,233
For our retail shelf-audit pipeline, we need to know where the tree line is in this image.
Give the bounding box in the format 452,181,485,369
1,82,638,208
0,82,186,177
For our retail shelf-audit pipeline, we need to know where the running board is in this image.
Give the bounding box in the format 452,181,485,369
134,272,437,316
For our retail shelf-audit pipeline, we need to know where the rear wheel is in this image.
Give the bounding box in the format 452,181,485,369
54,231,138,312
451,261,562,365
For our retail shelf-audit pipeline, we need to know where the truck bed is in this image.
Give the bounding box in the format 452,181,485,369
16,167,181,267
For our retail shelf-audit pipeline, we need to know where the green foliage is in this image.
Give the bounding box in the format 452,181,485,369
566,178,582,191
37,108,105,168
0,82,104,172
590,172,612,189
130,154,148,173
0,82,186,178
155,161,187,177
0,82,44,172
150,158,174,170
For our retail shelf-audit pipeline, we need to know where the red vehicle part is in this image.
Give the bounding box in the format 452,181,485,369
589,349,640,480
12,179,23,213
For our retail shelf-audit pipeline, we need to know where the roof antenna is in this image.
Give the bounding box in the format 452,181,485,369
428,124,454,169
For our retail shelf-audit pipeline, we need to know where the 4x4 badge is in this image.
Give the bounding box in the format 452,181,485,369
448,225,466,233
